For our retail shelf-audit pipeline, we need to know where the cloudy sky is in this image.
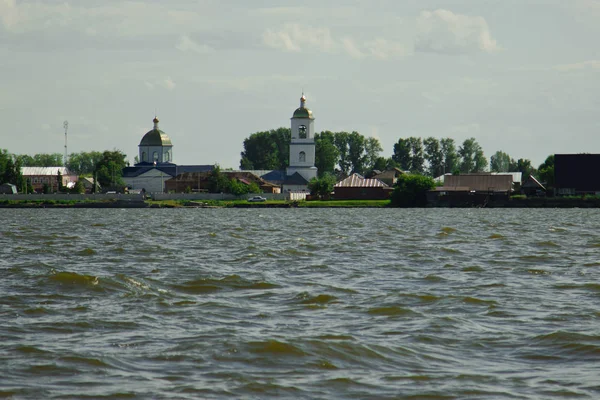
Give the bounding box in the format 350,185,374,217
1,0,599,169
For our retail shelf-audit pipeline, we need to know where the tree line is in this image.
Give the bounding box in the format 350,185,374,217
239,128,542,181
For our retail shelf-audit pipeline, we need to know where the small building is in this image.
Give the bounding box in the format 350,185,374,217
21,166,78,193
0,183,17,194
521,175,546,196
428,173,513,206
554,154,600,195
164,171,278,193
333,173,392,200
372,168,404,187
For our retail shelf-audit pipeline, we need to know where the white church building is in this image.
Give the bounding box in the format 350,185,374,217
282,94,318,192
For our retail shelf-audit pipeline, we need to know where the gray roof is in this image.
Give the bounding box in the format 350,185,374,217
21,167,73,176
335,173,388,188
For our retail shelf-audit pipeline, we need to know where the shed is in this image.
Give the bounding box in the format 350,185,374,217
333,173,392,200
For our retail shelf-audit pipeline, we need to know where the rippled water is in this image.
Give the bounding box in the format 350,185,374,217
1,208,599,399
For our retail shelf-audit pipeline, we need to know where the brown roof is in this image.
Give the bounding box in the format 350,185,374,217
443,174,512,192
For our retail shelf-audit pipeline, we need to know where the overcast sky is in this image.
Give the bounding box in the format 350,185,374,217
2,0,599,169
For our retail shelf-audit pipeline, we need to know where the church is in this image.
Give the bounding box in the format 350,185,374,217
121,117,213,192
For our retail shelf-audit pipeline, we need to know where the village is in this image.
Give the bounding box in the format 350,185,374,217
1,94,599,207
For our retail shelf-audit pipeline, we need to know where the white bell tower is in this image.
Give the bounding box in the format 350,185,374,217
286,94,318,184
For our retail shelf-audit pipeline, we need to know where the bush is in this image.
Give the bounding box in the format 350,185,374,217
390,174,435,207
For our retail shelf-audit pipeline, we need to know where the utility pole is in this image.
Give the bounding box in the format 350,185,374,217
63,121,69,167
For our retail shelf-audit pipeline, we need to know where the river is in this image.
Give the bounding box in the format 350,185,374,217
1,208,599,399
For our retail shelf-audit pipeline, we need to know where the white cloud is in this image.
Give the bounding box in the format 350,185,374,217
262,23,335,53
176,35,214,54
415,9,499,54
554,60,600,72
264,24,405,60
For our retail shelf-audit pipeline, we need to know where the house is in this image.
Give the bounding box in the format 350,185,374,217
427,173,513,206
372,168,404,187
521,175,546,196
164,171,278,193
554,154,600,195
333,173,392,200
21,166,78,193
0,183,17,194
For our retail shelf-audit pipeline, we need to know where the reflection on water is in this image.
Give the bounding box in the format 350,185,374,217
1,208,600,399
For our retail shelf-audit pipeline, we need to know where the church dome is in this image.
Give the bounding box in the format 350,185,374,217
139,117,173,147
292,94,314,119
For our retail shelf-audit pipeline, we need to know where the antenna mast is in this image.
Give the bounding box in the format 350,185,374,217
63,120,68,167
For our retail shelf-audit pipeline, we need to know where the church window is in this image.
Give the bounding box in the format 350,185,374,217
153,152,158,161
142,152,147,162
298,125,307,138
299,151,306,162
165,151,170,162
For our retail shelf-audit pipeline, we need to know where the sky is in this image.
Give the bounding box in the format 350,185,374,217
1,0,599,169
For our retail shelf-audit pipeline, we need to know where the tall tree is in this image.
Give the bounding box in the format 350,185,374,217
94,150,128,188
423,137,444,177
537,155,555,186
392,138,411,170
67,151,104,175
334,132,351,176
364,137,383,172
18,153,63,167
515,158,536,179
315,131,339,177
347,131,366,174
408,137,425,174
440,138,459,174
490,151,511,172
458,138,486,173
240,129,290,170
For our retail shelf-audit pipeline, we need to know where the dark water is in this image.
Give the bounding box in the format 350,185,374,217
1,208,599,399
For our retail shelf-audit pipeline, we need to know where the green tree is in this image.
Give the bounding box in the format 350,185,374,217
392,138,411,170
334,132,351,176
0,150,23,187
240,129,290,170
347,131,367,174
18,153,63,167
515,158,536,180
408,137,425,174
206,165,231,193
364,137,383,172
490,151,512,172
458,138,486,173
423,137,444,177
70,178,85,194
57,170,64,192
537,155,555,187
308,173,336,199
315,131,339,176
372,157,398,171
94,150,128,189
390,174,435,207
440,138,459,174
67,151,103,175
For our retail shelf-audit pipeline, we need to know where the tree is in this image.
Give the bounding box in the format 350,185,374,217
314,131,339,176
364,137,383,172
0,149,23,187
372,157,398,171
537,155,555,187
70,178,85,194
57,170,64,192
423,137,444,177
239,128,290,170
94,150,128,189
390,174,435,207
334,131,351,176
458,138,486,173
347,131,367,174
392,138,411,170
206,165,231,193
490,151,512,172
18,153,63,167
440,138,459,174
67,151,103,175
308,173,336,199
408,137,425,174
515,158,536,180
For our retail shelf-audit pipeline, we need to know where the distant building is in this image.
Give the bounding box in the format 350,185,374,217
21,166,78,193
333,173,392,200
164,171,280,193
121,117,213,193
554,154,600,195
283,94,318,192
0,183,17,194
427,173,513,206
